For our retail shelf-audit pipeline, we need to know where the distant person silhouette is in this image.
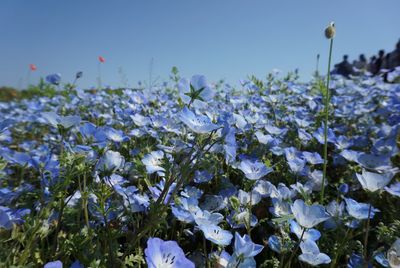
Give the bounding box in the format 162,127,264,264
387,39,400,69
336,55,353,78
353,54,367,71
373,50,385,74
368,56,377,74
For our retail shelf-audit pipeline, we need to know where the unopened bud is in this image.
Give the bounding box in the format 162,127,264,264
324,22,336,39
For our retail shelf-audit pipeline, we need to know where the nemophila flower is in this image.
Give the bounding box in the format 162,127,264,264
194,170,213,184
268,235,282,253
200,195,226,211
238,159,272,180
193,210,224,226
42,112,81,129
347,253,371,268
0,206,30,229
114,185,150,212
145,237,194,268
302,151,324,165
179,107,219,134
299,239,331,266
344,198,379,220
142,150,165,175
313,124,336,144
44,260,63,268
199,224,233,246
131,113,151,127
171,197,200,223
178,75,214,104
374,252,389,267
270,198,292,217
356,169,394,192
385,182,400,197
253,180,275,198
149,179,176,205
96,150,125,173
324,200,345,229
355,153,393,172
223,125,237,164
290,220,321,241
103,127,128,143
291,199,330,228
233,232,264,258
46,73,61,85
265,124,288,136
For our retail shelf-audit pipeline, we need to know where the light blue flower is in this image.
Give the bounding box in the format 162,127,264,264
171,197,200,223
45,73,61,85
289,220,321,241
238,159,273,180
178,75,214,104
142,151,165,175
302,151,324,165
193,209,224,226
299,239,331,266
291,199,330,228
233,232,264,258
385,182,400,197
268,235,281,253
356,169,394,192
96,150,125,173
145,237,194,268
344,198,379,220
179,107,219,134
44,260,63,268
199,224,233,246
42,112,81,129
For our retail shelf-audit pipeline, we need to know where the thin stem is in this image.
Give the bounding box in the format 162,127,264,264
286,228,306,268
363,203,372,267
320,38,334,204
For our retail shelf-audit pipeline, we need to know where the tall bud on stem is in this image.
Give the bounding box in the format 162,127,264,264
320,22,335,203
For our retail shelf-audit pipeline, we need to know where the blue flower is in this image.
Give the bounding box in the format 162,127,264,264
44,260,63,268
344,198,379,220
238,159,273,180
199,224,233,246
178,75,214,104
42,112,81,129
268,235,282,253
142,151,165,175
385,182,400,197
145,237,194,268
233,232,264,258
302,151,324,165
291,199,330,228
299,239,331,266
45,73,61,85
289,220,321,241
96,150,125,173
179,107,219,134
194,170,213,184
356,169,394,192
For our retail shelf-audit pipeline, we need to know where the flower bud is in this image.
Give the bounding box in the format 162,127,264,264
324,22,336,39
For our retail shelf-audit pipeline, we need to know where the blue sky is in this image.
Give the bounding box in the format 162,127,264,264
1,0,399,89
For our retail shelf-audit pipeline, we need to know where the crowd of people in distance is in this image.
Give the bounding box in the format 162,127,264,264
332,39,400,79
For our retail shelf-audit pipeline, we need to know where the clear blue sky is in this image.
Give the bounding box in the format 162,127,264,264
1,0,399,89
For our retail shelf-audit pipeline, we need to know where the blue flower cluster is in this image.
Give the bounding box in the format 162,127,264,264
0,71,399,267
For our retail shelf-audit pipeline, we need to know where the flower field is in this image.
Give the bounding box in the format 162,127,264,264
0,70,400,267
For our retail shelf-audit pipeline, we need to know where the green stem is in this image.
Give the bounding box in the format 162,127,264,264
286,228,306,268
320,38,334,204
363,203,372,267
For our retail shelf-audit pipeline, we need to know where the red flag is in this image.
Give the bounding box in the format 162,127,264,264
98,56,105,63
29,64,37,71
